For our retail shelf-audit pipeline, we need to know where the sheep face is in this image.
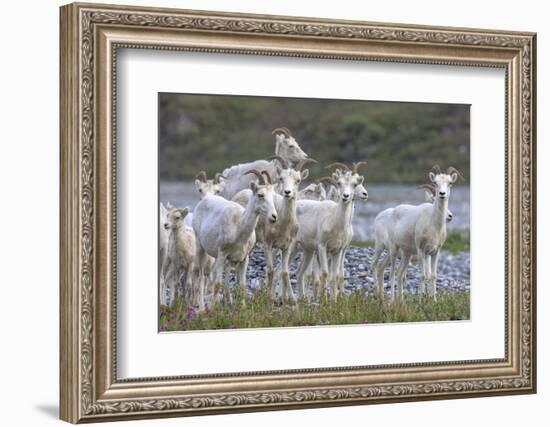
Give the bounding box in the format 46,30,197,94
164,207,190,230
250,181,278,223
276,167,309,199
428,172,457,200
332,172,362,204
329,168,368,202
352,174,368,201
274,133,308,163
424,190,453,222
194,178,225,198
299,182,326,201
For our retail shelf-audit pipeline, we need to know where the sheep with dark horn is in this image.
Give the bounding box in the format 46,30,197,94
220,127,308,199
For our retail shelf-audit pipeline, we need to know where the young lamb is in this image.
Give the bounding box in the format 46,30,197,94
293,168,364,301
193,170,278,309
220,128,309,199
161,207,196,305
372,166,462,301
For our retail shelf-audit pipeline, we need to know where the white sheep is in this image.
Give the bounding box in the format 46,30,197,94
161,207,196,305
256,157,316,302
220,128,309,199
183,171,227,229
293,169,364,301
324,162,368,202
297,180,327,201
408,184,454,267
315,162,368,298
372,166,461,301
159,202,169,305
193,170,278,309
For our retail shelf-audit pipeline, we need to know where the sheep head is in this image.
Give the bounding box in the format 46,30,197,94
299,181,327,201
272,127,308,164
195,171,226,198
245,169,278,223
164,207,190,230
428,165,463,200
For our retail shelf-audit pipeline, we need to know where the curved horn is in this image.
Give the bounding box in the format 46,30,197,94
214,172,224,183
325,162,350,172
318,176,336,187
260,170,272,185
416,183,436,197
352,161,367,174
430,164,441,175
446,166,465,180
244,169,265,185
267,154,288,169
296,158,317,171
271,127,291,137
195,171,207,182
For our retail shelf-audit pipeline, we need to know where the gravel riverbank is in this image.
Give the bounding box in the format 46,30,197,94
242,245,470,297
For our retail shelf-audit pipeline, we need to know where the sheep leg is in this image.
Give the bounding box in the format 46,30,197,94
336,250,346,297
417,252,428,298
296,250,314,301
371,245,381,283
374,253,389,300
274,242,295,292
222,263,232,305
396,253,411,301
236,257,249,306
161,256,174,306
312,256,322,302
280,247,296,304
429,252,439,300
388,249,398,302
317,246,331,302
264,243,275,299
185,263,195,307
159,258,169,306
211,253,225,305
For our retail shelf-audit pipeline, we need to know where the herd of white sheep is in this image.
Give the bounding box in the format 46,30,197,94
159,127,462,310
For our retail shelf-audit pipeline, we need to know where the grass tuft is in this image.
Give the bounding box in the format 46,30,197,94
443,229,470,254
160,287,470,332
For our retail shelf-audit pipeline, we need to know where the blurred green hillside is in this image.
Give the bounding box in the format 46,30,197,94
159,93,469,184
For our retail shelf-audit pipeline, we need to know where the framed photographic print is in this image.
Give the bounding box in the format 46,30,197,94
60,2,537,423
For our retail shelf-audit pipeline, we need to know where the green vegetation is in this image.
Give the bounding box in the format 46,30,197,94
159,93,470,184
159,287,470,332
443,229,470,254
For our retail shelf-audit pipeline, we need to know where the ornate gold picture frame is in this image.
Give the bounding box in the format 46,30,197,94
60,2,536,423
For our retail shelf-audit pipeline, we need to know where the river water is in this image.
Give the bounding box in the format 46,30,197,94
160,181,470,241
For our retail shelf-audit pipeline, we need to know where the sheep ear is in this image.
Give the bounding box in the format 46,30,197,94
250,181,258,193
428,172,436,182
180,207,189,218
356,176,364,185
301,169,309,180
194,179,202,190
450,172,458,183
